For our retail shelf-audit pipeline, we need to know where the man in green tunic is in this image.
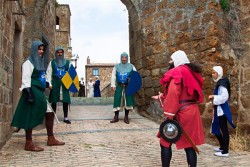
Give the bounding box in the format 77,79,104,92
11,41,65,152
110,52,137,124
46,47,72,124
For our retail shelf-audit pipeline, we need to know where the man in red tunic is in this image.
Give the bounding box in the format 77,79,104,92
152,50,205,167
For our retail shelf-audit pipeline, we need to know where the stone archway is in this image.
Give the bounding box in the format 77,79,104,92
119,0,250,135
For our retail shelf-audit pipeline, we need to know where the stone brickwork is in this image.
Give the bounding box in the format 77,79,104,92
0,0,25,149
0,0,56,149
85,57,115,96
236,0,250,132
101,83,115,97
56,4,72,60
119,0,250,134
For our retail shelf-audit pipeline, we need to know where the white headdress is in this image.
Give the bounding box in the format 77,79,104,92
212,66,223,82
171,50,190,67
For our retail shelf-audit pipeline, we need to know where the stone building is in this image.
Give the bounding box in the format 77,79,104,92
0,0,56,149
56,4,72,59
85,56,115,97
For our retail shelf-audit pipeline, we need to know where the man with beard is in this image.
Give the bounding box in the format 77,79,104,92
152,50,205,167
110,52,136,124
46,47,72,124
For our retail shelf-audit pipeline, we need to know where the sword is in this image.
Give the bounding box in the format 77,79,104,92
47,100,60,124
181,127,200,154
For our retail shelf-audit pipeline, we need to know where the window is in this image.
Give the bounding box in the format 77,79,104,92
56,16,60,29
92,68,99,76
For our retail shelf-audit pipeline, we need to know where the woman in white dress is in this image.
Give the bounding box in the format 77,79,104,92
87,78,94,97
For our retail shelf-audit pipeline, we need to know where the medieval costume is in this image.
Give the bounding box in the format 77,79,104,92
209,66,236,157
110,52,136,124
154,50,205,167
47,47,72,124
11,41,65,152
94,76,101,97
87,78,94,97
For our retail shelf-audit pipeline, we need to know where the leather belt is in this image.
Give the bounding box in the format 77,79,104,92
179,99,196,104
118,83,127,87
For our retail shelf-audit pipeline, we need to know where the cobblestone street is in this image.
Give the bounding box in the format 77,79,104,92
0,105,249,167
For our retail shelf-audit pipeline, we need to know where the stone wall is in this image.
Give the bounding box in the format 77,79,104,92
0,0,24,149
22,0,56,62
0,0,56,149
101,83,115,97
236,0,250,132
120,0,250,134
56,4,72,60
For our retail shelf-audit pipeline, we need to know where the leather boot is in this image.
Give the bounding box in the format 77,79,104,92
124,115,129,124
110,111,119,123
46,112,65,146
110,115,119,123
24,140,44,151
47,136,65,146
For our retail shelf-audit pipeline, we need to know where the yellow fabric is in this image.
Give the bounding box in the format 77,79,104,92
73,75,80,91
61,72,72,89
61,71,80,91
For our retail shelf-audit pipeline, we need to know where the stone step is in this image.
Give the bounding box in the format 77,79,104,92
68,97,114,105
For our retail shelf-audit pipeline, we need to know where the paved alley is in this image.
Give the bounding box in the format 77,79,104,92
0,105,249,167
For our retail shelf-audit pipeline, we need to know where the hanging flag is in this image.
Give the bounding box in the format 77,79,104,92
61,64,79,92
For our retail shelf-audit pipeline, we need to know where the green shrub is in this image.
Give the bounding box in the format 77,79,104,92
220,0,231,11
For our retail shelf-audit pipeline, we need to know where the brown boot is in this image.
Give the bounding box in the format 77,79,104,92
110,111,119,123
24,140,44,151
110,115,119,123
46,112,65,146
47,136,65,146
124,115,129,124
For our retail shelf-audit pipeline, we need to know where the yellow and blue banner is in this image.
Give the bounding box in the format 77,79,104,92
61,65,79,92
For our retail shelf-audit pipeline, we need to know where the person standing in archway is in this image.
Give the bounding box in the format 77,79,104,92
110,52,136,124
152,50,205,167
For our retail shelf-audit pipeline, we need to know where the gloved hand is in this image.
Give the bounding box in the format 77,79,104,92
46,82,50,88
22,87,34,103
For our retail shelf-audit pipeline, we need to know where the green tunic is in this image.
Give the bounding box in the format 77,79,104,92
49,59,71,103
11,69,47,131
113,71,134,108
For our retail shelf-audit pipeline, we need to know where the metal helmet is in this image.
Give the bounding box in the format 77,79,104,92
159,119,182,143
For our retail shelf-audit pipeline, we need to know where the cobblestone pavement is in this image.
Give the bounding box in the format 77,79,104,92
0,105,249,167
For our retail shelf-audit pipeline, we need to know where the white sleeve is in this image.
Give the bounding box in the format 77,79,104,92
213,86,229,105
19,60,34,91
111,67,116,87
46,61,53,87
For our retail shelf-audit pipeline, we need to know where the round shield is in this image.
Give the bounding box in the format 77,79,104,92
159,119,182,143
125,71,142,96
